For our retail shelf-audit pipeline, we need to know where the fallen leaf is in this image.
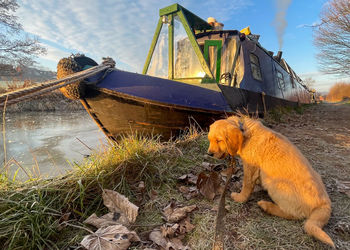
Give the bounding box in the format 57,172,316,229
178,186,189,194
196,172,221,200
103,189,139,223
84,212,129,228
201,162,211,170
149,229,168,249
161,223,179,238
178,217,195,235
137,181,145,193
81,224,140,250
163,202,197,223
335,179,350,198
178,174,198,185
166,238,191,250
149,189,158,200
150,228,191,250
202,162,227,172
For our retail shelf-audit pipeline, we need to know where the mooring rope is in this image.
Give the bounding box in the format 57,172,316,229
0,60,115,108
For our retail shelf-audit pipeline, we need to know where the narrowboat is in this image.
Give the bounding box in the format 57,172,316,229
57,3,313,140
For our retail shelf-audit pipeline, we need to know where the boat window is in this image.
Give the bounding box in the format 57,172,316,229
277,70,285,90
174,16,206,79
250,53,262,81
148,23,168,78
204,40,222,82
208,46,218,78
220,36,243,87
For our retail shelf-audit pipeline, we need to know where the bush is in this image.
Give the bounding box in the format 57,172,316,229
326,82,350,102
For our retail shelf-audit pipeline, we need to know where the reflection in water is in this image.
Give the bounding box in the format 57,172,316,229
0,111,107,179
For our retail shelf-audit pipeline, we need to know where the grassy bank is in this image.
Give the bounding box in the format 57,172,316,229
0,132,212,249
1,82,83,112
0,105,349,249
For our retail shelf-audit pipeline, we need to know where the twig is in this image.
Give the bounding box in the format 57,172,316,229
212,158,236,250
76,137,92,151
2,95,8,167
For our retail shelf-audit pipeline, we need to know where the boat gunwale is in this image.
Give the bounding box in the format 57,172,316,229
91,85,233,115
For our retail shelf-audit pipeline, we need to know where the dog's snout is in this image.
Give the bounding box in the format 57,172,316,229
207,152,214,157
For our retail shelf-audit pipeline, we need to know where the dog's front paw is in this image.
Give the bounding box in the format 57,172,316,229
257,200,269,211
231,192,248,203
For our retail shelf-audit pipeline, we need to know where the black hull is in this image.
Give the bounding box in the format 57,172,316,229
81,87,231,141
218,85,299,114
81,85,299,141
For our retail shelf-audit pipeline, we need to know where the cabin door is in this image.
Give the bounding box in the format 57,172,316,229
204,40,222,82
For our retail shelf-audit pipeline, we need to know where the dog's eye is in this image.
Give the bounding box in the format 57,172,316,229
217,140,222,143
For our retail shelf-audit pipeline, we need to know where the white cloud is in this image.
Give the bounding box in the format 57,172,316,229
17,0,249,72
38,44,70,62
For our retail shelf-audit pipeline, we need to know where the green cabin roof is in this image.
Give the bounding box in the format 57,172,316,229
159,4,213,31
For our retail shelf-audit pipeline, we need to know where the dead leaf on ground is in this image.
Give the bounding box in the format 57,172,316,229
103,189,139,224
163,202,197,223
335,179,350,198
161,223,179,238
84,212,129,228
81,224,140,250
149,189,158,200
178,174,198,185
201,162,226,172
137,181,145,193
178,217,195,235
149,228,191,250
149,229,168,249
196,171,221,200
178,186,198,200
167,237,191,250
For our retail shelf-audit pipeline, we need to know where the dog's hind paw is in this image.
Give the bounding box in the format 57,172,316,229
257,200,269,211
231,192,248,203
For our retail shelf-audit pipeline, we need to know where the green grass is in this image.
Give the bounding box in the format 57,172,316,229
0,132,213,249
263,104,310,123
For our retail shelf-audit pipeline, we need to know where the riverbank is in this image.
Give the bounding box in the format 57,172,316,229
0,103,349,249
2,90,84,112
1,81,84,112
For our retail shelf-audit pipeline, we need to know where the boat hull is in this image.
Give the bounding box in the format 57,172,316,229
80,77,300,141
81,86,230,140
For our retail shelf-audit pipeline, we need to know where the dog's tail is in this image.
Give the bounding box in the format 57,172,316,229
304,206,334,248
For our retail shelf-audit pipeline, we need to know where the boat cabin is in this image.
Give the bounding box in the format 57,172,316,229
142,3,312,104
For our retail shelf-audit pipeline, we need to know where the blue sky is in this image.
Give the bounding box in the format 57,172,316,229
17,0,349,93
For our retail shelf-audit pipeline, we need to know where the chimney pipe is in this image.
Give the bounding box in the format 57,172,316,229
275,51,283,62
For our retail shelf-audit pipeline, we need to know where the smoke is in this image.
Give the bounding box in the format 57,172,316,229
273,0,292,50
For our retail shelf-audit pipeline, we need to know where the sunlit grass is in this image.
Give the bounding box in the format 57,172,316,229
0,130,210,249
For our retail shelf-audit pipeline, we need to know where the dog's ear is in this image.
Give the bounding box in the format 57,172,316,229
225,124,243,156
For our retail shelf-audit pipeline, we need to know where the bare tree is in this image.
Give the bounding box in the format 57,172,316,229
303,77,316,89
0,0,46,75
314,0,350,77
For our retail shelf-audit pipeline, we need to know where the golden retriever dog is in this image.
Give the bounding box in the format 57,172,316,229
207,115,334,248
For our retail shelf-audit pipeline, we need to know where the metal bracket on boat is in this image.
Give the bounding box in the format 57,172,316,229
238,120,244,132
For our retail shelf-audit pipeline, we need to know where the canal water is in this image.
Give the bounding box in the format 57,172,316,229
0,111,107,179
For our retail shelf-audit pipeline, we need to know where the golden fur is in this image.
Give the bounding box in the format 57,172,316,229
207,115,334,248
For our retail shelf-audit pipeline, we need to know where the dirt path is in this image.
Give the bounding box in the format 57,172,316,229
272,103,350,181
223,103,350,249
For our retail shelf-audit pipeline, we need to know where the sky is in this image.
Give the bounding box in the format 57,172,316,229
17,0,350,93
